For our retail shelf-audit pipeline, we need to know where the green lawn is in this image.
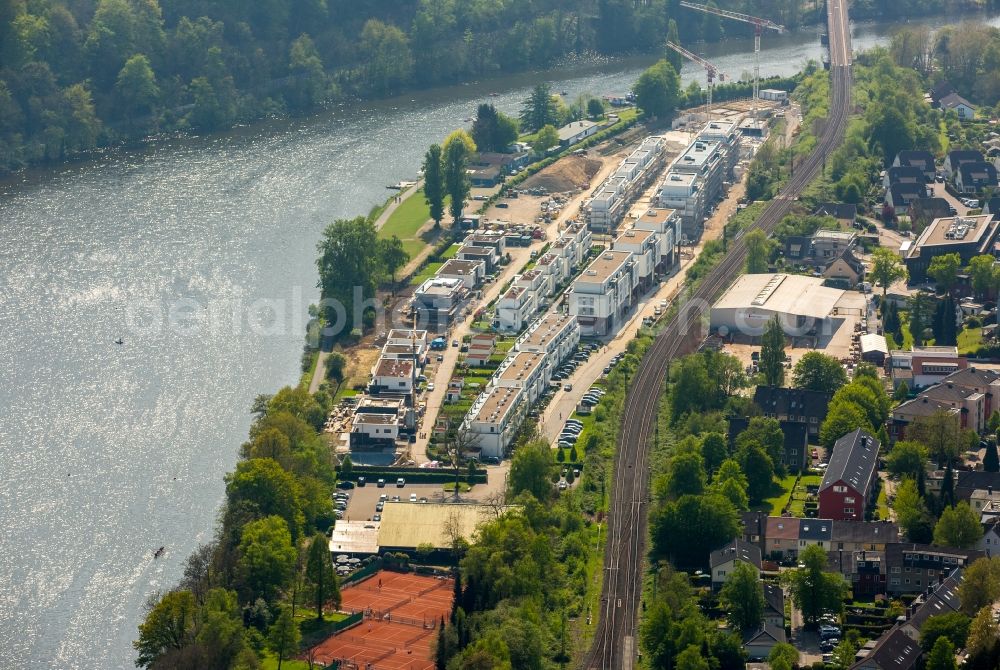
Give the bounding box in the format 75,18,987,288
409,261,444,286
261,655,313,670
885,313,914,350
441,243,461,260
959,327,983,355
759,474,797,515
379,188,449,258
876,484,890,521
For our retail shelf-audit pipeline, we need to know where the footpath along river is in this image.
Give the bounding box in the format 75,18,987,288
1,12,998,668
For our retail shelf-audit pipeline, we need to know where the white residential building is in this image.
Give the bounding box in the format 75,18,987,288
370,357,415,394
413,276,466,326
351,412,400,446
584,135,668,234
634,207,681,269
495,351,549,404
381,329,428,362
496,285,538,333
614,227,658,290
463,385,526,459
515,312,581,364
568,250,637,336
698,120,740,179
658,171,705,239
437,259,486,288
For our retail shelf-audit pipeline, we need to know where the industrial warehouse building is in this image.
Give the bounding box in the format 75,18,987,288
711,273,845,337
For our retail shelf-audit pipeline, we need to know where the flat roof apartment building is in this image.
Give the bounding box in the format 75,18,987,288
413,276,467,327
903,214,1000,282
496,285,538,334
634,207,681,270
515,312,581,364
463,385,526,459
568,250,637,336
584,136,667,234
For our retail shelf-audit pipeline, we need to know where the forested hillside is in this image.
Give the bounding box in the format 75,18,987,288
0,0,983,174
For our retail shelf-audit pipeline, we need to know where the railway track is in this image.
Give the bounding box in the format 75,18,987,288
583,2,853,668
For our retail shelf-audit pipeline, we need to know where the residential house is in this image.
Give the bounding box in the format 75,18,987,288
910,197,952,225
953,470,1000,502
350,411,400,448
464,231,507,256
370,358,415,395
568,250,636,336
891,396,961,442
741,511,768,548
828,550,886,596
812,229,857,263
940,92,976,121
586,135,667,234
710,538,762,589
883,165,927,190
463,385,526,459
944,149,985,179
892,366,1000,437
762,584,785,629
413,276,467,327
614,227,659,290
494,351,548,405
823,249,866,287
797,519,833,554
831,521,900,554
515,312,580,364
956,161,998,194
885,543,982,595
381,329,428,363
819,429,880,521
437,259,486,289
456,244,499,273
496,285,538,334
893,150,936,183
977,521,1000,555
743,623,786,661
970,487,1000,515
814,203,858,228
916,379,987,433
784,235,812,263
886,181,927,215
658,171,706,239
557,120,599,146
464,334,496,368
729,417,809,472
764,517,799,559
754,386,832,439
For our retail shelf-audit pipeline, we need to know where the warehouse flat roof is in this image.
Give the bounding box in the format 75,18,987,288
713,274,844,320
328,520,381,555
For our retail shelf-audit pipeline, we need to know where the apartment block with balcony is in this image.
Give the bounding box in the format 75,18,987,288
568,250,636,336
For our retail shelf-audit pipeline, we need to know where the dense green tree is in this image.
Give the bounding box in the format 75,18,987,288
532,123,560,154
793,351,848,393
893,477,933,542
768,643,799,670
360,19,413,95
967,605,1000,664
115,53,158,128
701,433,728,475
719,562,764,634
929,253,963,291
519,83,560,133
820,401,871,449
759,316,786,387
921,612,971,652
237,515,297,603
960,558,1000,616
735,444,774,504
267,605,300,670
893,380,910,402
316,216,383,337
785,545,846,625
133,590,199,668
661,451,707,499
985,439,1000,473
651,493,739,569
634,59,681,119
287,33,330,110
444,129,475,223
423,144,445,227
377,235,409,284
665,19,683,73
676,645,710,670
934,501,983,548
508,440,553,500
910,409,963,465
735,417,786,477
586,97,606,119
870,247,908,298
886,441,928,480
471,103,518,153
926,636,957,670
225,458,304,540
744,229,772,273
306,532,339,619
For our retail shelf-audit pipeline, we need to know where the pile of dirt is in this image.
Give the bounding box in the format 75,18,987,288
522,155,602,193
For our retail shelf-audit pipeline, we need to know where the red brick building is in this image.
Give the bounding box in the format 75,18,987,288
818,429,880,521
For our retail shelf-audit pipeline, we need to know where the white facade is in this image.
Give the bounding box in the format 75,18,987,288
496,285,538,333
351,412,400,442
463,385,526,459
437,259,486,289
759,89,788,102
495,351,549,405
371,357,415,393
635,207,681,268
516,313,581,363
569,250,637,336
614,228,658,287
585,135,668,233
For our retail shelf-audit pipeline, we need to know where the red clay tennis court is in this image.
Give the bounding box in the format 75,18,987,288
308,570,454,670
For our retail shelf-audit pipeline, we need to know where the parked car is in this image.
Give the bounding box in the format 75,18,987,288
375,502,384,512
357,476,366,487
377,478,386,488
410,493,418,502
337,480,355,490
396,477,406,487
564,383,573,391
373,514,381,521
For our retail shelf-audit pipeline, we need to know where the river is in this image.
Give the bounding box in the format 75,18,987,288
1,10,998,669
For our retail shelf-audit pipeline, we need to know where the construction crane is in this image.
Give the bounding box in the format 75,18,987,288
665,41,726,115
679,1,784,114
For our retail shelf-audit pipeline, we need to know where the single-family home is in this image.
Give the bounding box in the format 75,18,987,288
884,165,927,190
893,150,936,183
939,92,976,121
762,584,785,629
496,285,538,334
754,386,832,438
886,181,927,215
944,149,985,178
814,203,859,228
710,538,762,589
823,249,866,287
557,120,599,147
819,429,879,521
437,259,486,289
831,521,900,553
743,623,786,661
956,161,998,194
764,517,799,559
370,357,415,395
456,244,500,273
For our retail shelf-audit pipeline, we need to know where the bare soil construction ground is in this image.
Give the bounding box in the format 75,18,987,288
522,155,603,193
